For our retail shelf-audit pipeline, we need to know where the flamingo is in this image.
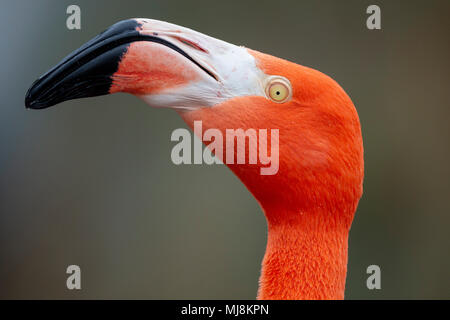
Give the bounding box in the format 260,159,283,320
25,19,364,300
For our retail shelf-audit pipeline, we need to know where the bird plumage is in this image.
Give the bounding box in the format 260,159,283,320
25,18,364,300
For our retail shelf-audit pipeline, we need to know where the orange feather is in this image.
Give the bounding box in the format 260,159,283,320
181,49,364,299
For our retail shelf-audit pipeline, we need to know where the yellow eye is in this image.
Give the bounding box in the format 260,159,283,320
266,77,292,103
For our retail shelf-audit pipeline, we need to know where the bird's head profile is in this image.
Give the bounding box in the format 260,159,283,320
25,18,364,299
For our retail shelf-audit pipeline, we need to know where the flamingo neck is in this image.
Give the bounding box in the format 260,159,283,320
257,208,350,300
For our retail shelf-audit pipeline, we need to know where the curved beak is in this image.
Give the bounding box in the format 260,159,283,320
25,18,264,111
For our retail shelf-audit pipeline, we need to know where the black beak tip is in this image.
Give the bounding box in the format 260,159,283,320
24,82,46,109
24,19,144,110
24,87,34,109
24,86,35,109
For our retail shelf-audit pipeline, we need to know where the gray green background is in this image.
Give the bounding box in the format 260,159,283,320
1,0,449,299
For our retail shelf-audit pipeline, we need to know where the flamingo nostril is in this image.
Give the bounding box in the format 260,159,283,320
174,36,208,54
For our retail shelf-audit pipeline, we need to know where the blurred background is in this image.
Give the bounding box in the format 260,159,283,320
1,0,449,299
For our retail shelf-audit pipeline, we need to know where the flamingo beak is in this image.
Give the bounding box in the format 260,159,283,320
25,18,265,111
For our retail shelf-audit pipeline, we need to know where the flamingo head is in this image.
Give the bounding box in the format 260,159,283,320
25,19,363,224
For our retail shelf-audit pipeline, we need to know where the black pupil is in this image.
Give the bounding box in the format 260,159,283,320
276,91,280,95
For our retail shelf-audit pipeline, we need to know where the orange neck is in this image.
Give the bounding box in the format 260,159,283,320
257,208,350,300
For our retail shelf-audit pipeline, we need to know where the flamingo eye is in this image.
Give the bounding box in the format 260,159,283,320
266,77,292,103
